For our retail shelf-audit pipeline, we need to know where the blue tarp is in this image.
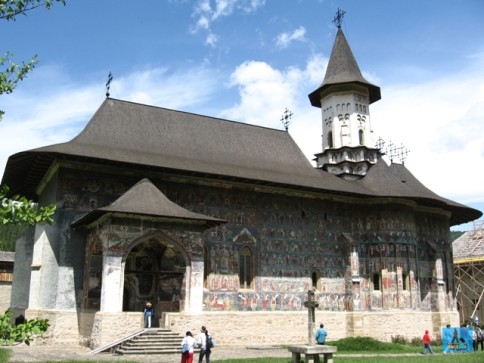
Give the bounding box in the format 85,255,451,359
441,326,474,353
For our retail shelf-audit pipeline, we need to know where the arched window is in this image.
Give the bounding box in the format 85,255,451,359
372,272,381,290
312,271,320,289
239,246,253,289
327,131,333,148
358,129,364,145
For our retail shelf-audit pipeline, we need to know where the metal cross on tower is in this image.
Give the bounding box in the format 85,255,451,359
332,8,346,29
280,108,293,131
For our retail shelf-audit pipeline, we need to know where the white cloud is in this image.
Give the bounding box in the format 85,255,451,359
370,65,484,205
275,26,307,49
206,32,219,47
0,64,222,175
191,0,265,43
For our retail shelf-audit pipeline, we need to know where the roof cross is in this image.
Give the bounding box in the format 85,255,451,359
105,71,113,97
280,108,293,131
332,8,346,29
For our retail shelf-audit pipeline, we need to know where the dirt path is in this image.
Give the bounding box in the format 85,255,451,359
3,344,290,362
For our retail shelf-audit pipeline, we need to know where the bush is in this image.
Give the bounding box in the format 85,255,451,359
0,310,49,346
391,335,408,345
326,337,413,352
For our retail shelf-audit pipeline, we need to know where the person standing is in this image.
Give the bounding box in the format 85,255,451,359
315,323,328,345
143,302,154,328
197,325,212,363
421,330,434,354
472,327,478,351
180,331,197,363
478,325,484,351
442,324,454,354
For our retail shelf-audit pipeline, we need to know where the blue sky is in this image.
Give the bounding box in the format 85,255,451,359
1,0,484,230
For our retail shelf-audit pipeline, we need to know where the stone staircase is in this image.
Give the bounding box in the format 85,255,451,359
113,328,188,355
89,327,202,356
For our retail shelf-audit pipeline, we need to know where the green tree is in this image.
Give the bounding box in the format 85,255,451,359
1,185,55,225
0,309,49,346
0,1,65,227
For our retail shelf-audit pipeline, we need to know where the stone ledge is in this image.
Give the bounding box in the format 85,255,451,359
288,345,337,354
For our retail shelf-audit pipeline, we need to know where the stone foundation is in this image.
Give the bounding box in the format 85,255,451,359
162,310,460,345
23,309,459,348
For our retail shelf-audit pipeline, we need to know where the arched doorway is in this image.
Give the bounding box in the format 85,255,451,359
123,234,188,323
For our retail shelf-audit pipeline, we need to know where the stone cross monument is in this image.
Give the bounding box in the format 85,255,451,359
303,289,319,346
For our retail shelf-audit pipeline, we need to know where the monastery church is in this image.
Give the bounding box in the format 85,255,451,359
2,20,481,348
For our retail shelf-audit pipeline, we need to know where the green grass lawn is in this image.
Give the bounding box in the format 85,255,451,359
215,353,484,363
2,337,484,363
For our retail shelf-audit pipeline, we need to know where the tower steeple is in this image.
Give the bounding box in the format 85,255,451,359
309,12,382,180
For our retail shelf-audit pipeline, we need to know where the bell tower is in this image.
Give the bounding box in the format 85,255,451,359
309,9,382,180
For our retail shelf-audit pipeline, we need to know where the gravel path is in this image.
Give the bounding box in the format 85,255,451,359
3,344,291,362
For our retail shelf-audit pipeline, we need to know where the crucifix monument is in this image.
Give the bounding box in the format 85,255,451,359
288,289,337,363
303,289,319,345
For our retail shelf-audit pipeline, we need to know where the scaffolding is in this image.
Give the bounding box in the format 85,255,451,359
453,221,484,325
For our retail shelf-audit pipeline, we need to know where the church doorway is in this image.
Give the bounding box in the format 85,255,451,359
123,235,187,320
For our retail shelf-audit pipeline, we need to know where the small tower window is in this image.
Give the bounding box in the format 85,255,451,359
327,131,333,148
359,129,364,145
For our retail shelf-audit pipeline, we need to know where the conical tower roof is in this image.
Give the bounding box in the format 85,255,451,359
308,28,381,107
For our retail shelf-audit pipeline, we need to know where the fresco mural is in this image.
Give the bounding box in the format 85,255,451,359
64,170,453,314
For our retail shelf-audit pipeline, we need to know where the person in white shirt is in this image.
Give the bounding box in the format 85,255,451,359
180,331,197,363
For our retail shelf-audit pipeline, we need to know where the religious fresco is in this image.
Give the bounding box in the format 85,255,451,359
84,234,103,310
59,171,131,211
62,170,454,314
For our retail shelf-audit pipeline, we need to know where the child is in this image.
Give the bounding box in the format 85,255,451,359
422,330,434,354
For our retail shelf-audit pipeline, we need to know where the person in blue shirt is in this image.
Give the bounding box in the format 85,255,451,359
315,323,328,345
143,302,154,328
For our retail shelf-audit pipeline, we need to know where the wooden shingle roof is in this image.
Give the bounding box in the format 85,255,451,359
71,178,225,228
0,251,15,262
2,98,481,226
308,28,381,106
453,224,484,262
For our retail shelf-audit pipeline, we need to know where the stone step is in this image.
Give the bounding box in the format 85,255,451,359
113,328,196,355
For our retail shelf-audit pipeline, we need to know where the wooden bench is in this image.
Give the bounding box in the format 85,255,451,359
287,345,337,363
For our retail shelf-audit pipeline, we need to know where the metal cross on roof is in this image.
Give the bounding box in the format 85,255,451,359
332,8,346,29
105,71,113,97
281,108,293,131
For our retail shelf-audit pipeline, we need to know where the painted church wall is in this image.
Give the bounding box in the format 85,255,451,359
26,171,87,311
51,168,453,317
10,225,35,314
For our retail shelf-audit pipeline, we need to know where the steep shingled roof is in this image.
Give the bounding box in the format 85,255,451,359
357,160,481,224
2,98,369,198
71,178,225,228
1,101,481,226
308,28,381,106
